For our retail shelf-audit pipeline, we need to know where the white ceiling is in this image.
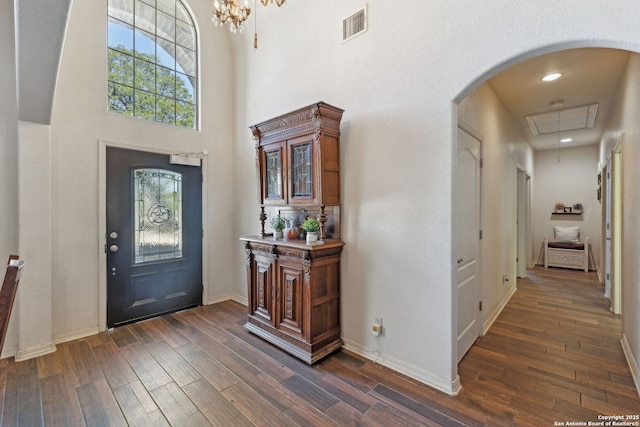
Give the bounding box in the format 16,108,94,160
487,48,631,151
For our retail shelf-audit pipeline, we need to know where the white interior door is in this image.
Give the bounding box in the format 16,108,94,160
604,161,611,301
611,150,622,314
456,127,481,363
517,169,527,277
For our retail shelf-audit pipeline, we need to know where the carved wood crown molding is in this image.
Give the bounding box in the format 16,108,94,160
250,102,344,145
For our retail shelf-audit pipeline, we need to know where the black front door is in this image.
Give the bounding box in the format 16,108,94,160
106,147,202,328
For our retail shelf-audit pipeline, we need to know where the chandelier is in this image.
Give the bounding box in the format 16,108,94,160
212,0,251,33
260,0,286,5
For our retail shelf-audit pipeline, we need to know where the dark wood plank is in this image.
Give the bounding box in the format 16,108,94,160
149,381,211,426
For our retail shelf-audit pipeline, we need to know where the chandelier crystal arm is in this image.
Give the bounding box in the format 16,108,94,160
212,0,251,33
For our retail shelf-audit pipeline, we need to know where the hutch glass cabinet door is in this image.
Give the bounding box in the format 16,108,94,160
262,144,286,204
288,137,316,204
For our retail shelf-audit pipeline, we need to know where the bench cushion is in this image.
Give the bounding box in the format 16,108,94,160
548,241,584,250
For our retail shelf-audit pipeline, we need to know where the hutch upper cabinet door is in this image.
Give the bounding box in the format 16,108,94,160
288,136,317,205
261,142,286,205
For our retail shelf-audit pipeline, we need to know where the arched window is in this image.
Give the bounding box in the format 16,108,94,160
108,0,197,129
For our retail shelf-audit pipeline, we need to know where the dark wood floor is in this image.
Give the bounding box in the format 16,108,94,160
0,266,638,426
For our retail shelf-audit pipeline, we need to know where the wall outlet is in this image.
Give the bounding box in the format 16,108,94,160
503,273,510,284
372,317,382,336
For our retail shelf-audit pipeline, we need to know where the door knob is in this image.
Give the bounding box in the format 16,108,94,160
457,258,464,264
109,244,119,253
109,231,119,239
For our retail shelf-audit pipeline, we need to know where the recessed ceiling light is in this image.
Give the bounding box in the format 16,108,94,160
542,73,562,82
560,138,573,143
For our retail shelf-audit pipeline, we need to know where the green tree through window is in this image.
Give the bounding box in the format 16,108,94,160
108,0,197,129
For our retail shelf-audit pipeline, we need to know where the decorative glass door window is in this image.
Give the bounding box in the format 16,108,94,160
134,168,183,263
265,149,282,199
292,142,312,197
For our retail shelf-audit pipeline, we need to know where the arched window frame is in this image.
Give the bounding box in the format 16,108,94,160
107,0,198,129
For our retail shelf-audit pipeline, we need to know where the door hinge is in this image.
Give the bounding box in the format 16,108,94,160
606,273,610,280
480,158,483,168
479,301,483,311
479,230,483,240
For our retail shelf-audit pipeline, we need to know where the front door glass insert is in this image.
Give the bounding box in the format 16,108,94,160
134,168,183,263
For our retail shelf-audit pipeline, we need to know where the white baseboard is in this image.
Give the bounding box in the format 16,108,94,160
54,326,101,345
208,293,247,306
230,293,248,306
15,342,57,362
482,284,517,335
620,333,640,398
342,338,461,396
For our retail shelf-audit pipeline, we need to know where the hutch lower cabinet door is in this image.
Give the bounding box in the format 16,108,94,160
242,238,344,364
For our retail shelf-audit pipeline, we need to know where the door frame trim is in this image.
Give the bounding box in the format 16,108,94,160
98,139,209,330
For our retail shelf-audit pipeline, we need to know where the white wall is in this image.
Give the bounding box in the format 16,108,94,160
458,83,533,331
532,145,602,268
600,52,640,393
231,0,640,394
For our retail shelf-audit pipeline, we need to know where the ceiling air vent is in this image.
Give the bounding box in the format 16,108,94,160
343,5,367,42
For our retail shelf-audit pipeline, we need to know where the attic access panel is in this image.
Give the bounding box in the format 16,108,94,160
525,103,598,136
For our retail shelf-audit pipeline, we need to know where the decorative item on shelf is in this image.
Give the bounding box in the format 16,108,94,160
284,217,299,240
554,202,565,213
573,203,583,214
269,215,285,240
212,0,251,33
300,217,321,244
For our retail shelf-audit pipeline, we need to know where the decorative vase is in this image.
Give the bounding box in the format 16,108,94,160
274,230,283,240
285,226,299,240
306,232,318,244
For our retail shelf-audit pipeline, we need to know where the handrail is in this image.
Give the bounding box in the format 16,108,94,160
0,255,24,355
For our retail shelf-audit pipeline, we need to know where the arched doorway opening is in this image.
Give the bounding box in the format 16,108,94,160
452,45,638,394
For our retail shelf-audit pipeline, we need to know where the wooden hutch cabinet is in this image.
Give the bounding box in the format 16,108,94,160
240,102,344,364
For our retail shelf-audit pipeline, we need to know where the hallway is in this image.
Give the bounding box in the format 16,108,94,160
457,266,640,424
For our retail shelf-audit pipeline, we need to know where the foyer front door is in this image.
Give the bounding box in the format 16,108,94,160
106,147,202,328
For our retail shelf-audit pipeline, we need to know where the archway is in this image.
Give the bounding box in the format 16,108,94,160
452,44,639,395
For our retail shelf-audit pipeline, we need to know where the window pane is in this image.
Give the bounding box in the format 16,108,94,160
176,1,189,24
156,37,176,70
135,58,155,91
157,10,175,42
175,20,194,49
134,29,155,60
156,95,176,125
175,45,195,76
157,0,174,17
108,18,134,51
135,0,156,34
176,101,195,129
134,169,183,263
157,66,175,97
109,0,134,25
108,83,134,115
135,89,156,120
108,49,134,85
175,72,193,102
